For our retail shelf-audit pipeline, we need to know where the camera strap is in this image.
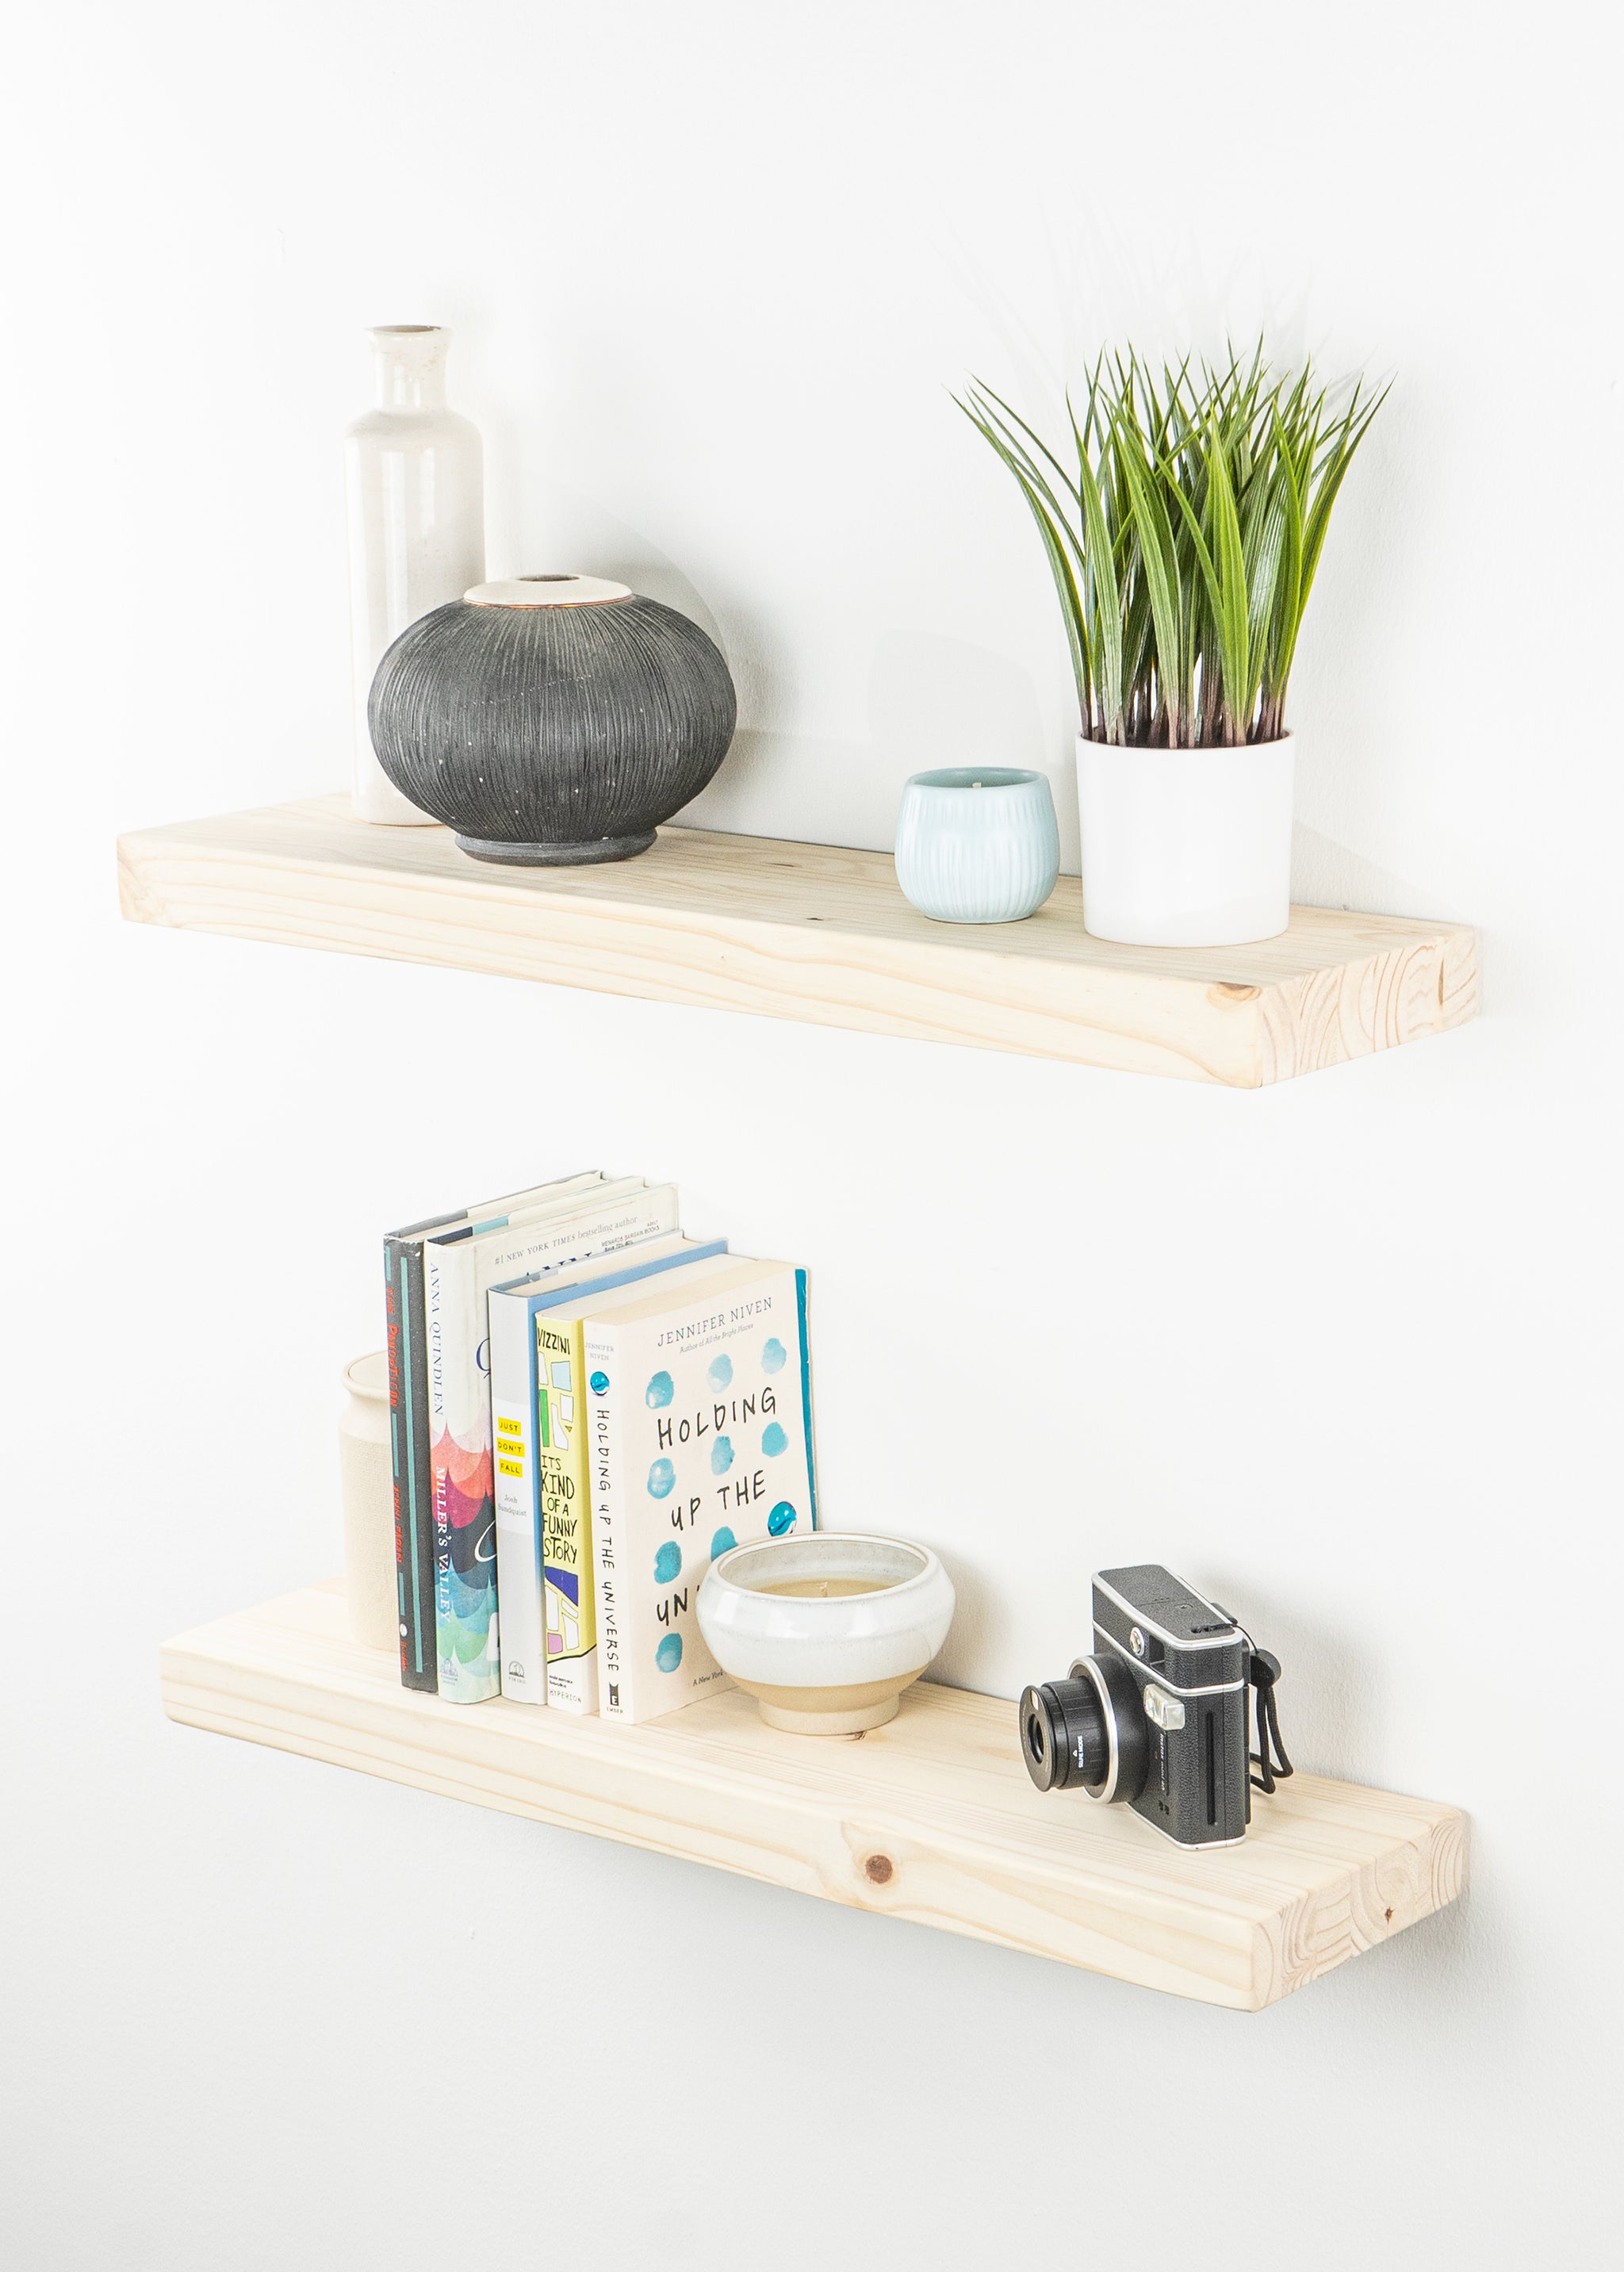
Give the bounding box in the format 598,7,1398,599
1246,1648,1294,1795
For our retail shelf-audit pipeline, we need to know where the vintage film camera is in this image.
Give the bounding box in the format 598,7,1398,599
1018,1564,1292,1848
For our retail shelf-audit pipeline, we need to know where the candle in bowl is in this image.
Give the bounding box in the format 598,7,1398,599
696,1532,955,1734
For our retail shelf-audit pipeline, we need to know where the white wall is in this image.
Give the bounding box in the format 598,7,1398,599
6,4,1621,2266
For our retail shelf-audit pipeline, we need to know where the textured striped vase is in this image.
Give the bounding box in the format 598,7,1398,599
368,573,737,864
894,767,1060,923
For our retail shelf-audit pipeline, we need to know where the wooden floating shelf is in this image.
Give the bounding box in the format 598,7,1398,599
162,1583,1466,2010
117,795,1477,1086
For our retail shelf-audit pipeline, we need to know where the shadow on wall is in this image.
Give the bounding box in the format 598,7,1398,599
868,628,1051,780
680,627,1063,857
1291,822,1463,922
505,481,733,649
512,480,1443,921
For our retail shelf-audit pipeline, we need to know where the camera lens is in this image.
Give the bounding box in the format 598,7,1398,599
1018,1676,1109,1793
1017,1658,1150,1803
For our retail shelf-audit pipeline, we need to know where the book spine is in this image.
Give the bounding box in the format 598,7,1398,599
796,1268,820,1530
537,1318,598,1714
488,1288,545,1703
425,1239,500,1705
424,1189,681,1706
586,1324,630,1720
385,1235,438,1693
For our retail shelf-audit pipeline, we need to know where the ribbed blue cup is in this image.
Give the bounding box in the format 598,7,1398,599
893,767,1060,923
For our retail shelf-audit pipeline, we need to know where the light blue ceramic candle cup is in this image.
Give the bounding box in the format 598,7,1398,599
893,766,1061,923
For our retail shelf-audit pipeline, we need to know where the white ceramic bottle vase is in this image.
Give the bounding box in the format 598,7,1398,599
345,326,485,824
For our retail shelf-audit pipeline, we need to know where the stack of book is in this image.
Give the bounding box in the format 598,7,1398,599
384,1173,817,1724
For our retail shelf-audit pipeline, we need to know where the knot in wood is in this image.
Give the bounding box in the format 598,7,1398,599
864,1853,894,1885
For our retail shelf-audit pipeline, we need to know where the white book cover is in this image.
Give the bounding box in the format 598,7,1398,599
423,1178,680,1701
586,1255,818,1723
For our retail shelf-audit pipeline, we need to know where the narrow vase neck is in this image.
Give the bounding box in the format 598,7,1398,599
370,325,452,412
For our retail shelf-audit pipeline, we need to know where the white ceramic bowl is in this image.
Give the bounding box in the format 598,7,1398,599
697,1531,956,1734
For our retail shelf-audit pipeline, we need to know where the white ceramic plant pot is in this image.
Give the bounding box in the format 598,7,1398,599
697,1532,956,1734
339,1351,399,1653
1075,734,1294,946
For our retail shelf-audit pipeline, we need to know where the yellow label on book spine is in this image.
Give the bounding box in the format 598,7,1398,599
536,1316,597,1713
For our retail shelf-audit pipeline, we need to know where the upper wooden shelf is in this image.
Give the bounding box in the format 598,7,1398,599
117,795,1477,1086
163,1583,1465,2010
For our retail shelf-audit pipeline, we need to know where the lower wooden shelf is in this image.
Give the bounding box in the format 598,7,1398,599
161,1583,1466,2010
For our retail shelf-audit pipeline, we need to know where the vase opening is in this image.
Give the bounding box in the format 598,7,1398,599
465,573,634,608
367,325,453,412
911,765,1040,792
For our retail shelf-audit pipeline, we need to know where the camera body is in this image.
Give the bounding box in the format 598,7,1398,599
1020,1565,1257,1848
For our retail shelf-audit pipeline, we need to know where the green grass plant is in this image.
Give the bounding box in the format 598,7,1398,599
959,344,1385,748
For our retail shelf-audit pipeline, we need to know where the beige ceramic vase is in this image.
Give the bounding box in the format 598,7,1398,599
339,1351,398,1653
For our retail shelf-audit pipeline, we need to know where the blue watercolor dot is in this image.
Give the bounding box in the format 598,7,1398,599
761,1338,787,1375
710,1527,737,1559
655,1631,684,1674
761,1422,788,1458
710,1435,734,1475
647,1458,676,1499
767,1500,798,1537
707,1354,733,1390
589,1370,610,1395
653,1542,682,1584
645,1370,673,1409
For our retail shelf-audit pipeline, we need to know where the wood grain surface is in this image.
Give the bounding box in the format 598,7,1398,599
161,1584,1467,2010
117,796,1478,1086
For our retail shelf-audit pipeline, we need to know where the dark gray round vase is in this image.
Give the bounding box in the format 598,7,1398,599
367,573,737,864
